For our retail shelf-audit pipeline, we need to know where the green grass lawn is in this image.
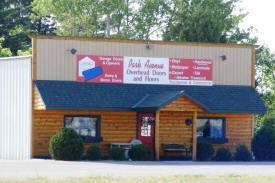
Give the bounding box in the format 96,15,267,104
1,175,275,183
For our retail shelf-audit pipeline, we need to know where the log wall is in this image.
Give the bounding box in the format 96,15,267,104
33,110,253,157
159,111,253,156
161,96,205,112
32,110,136,157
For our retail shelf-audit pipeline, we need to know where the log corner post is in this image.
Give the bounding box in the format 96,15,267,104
192,111,197,161
155,110,160,160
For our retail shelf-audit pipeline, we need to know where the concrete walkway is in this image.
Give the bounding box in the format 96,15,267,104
0,159,275,178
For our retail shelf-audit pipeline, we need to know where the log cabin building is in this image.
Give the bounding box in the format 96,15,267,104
30,35,266,160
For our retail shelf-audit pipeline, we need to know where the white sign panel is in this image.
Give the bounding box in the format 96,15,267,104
124,57,169,84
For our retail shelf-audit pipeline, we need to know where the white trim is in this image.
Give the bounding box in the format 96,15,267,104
0,55,32,61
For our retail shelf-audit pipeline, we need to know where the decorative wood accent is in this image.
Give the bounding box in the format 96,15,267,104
155,110,160,160
161,96,204,112
31,38,37,158
192,111,197,161
252,114,255,137
32,38,37,81
252,47,255,88
33,87,45,110
31,83,35,158
32,110,136,157
28,35,255,49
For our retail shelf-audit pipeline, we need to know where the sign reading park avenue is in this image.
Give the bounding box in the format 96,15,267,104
77,55,213,86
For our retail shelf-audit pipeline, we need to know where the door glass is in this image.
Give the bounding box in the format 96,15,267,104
141,116,151,137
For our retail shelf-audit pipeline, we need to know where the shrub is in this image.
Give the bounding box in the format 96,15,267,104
252,115,275,161
128,144,153,161
108,147,125,160
86,144,102,161
49,127,84,160
252,126,275,160
234,144,252,161
215,147,232,161
196,142,214,161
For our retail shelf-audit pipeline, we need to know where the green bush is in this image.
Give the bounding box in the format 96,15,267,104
234,144,252,161
252,127,275,161
49,128,84,160
86,144,102,161
108,147,125,160
128,144,153,161
196,142,214,161
215,147,232,161
252,115,275,161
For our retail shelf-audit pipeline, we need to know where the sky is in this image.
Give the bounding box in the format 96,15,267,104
238,0,275,53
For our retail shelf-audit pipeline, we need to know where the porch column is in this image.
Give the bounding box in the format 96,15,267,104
155,110,160,160
192,111,197,161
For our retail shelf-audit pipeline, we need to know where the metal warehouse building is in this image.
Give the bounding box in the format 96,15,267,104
0,56,32,160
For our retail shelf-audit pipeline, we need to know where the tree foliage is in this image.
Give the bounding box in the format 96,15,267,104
0,38,12,57
17,47,32,56
162,0,254,44
49,128,84,160
252,115,275,161
31,0,168,40
32,0,130,38
0,0,55,55
32,0,104,37
31,0,260,44
133,0,168,40
255,46,275,128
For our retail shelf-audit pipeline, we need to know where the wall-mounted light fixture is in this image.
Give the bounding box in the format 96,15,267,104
185,118,193,126
220,55,227,61
67,48,77,55
146,41,151,49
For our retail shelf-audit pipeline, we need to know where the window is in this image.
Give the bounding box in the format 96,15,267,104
64,115,103,142
197,118,228,143
140,116,155,137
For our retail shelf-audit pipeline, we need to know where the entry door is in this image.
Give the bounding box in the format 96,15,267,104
137,112,155,152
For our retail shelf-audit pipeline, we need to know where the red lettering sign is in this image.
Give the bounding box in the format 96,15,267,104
77,55,123,83
77,55,213,86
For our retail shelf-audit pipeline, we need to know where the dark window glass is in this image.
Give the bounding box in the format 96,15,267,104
64,115,103,142
197,118,225,140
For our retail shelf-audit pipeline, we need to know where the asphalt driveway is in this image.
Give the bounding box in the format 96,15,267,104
0,159,275,178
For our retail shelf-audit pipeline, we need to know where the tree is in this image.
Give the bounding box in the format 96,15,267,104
254,46,275,129
159,0,273,130
162,0,255,44
32,0,106,37
0,0,55,55
252,115,275,160
31,0,168,40
255,46,275,93
0,38,12,57
132,0,168,40
17,47,32,56
101,0,134,39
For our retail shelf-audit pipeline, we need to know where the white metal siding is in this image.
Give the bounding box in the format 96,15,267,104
0,56,31,160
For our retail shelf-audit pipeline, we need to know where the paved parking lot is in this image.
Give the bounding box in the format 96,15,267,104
0,159,275,178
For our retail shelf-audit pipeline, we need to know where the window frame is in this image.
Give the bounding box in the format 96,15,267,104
196,117,228,144
64,115,103,143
